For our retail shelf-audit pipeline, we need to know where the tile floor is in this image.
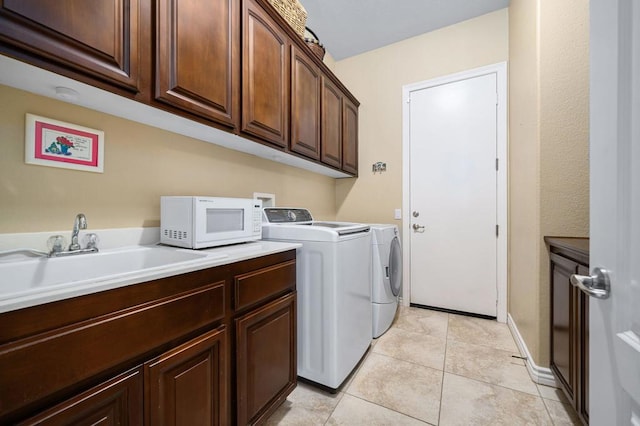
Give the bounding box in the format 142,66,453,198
266,305,583,425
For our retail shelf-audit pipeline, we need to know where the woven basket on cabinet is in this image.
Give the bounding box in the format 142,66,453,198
267,0,307,38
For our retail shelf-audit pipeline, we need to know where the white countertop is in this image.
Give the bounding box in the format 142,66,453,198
0,241,300,314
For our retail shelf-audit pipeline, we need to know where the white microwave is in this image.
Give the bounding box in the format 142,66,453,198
160,196,262,249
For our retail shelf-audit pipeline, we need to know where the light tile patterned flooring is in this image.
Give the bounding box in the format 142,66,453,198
266,306,582,425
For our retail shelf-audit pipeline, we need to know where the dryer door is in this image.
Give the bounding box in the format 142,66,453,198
389,236,402,296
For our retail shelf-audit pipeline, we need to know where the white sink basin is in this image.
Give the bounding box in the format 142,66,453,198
0,246,226,302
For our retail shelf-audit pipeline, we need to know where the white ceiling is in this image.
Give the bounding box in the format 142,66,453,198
300,0,510,60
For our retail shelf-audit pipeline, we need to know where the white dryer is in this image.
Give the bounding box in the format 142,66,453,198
370,224,402,338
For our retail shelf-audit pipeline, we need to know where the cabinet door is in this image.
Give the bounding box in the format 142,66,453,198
242,0,288,147
236,293,296,425
0,0,141,92
18,368,143,426
577,264,590,424
290,45,321,160
550,253,578,403
342,97,359,175
156,0,238,127
321,76,343,168
146,327,228,426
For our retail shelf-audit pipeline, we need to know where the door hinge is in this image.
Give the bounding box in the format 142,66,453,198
496,224,499,237
496,158,499,171
496,92,499,105
406,96,411,104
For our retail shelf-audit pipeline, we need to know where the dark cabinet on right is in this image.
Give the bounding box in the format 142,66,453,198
547,237,589,425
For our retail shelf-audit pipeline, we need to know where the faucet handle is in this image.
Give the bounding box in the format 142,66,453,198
47,235,67,255
83,233,100,250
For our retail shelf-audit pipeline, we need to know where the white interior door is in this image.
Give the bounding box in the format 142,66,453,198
408,72,498,317
588,0,640,424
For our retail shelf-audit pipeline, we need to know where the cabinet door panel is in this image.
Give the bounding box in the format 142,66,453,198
550,253,578,402
146,327,228,426
18,368,143,426
236,293,296,425
291,46,321,159
342,97,359,175
0,0,140,92
242,0,288,147
321,76,342,168
156,0,238,127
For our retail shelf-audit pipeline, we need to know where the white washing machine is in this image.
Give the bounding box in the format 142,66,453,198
261,208,372,391
370,224,402,338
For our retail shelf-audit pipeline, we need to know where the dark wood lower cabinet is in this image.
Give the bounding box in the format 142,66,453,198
18,368,143,426
236,293,296,425
547,237,589,425
146,327,228,426
0,250,297,425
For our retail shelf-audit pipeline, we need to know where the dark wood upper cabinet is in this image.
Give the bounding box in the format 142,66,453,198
290,45,321,160
242,0,289,148
0,0,142,93
0,0,359,176
146,327,228,426
321,76,343,168
155,0,238,128
342,97,359,175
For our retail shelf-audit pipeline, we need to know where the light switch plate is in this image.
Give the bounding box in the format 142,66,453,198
394,209,402,220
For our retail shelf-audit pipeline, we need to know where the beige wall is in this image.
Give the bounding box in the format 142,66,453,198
329,9,509,225
0,85,336,233
509,0,589,367
508,0,544,367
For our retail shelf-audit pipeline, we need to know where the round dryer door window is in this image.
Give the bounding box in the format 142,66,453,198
389,236,403,296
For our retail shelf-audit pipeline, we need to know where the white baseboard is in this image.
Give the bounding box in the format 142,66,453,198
507,313,558,387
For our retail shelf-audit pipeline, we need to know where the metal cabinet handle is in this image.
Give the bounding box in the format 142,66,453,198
570,267,611,299
412,223,425,232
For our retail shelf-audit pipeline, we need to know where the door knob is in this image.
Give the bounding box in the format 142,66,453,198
412,223,425,232
570,267,611,299
412,211,420,217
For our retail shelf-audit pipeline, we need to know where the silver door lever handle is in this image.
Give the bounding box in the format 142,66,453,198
570,267,611,299
412,223,425,232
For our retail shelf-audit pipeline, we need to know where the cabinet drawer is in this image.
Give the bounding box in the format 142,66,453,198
18,368,143,426
234,260,295,311
0,281,225,420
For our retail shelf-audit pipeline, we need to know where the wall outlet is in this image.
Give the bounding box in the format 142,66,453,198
394,209,402,220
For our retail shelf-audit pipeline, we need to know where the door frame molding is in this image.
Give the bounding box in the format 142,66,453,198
401,62,508,323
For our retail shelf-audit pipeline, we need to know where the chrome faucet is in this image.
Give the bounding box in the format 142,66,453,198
47,213,99,257
69,213,87,251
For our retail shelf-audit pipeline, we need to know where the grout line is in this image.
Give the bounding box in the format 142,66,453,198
321,390,346,426
444,371,543,398
346,394,435,425
366,347,446,373
437,312,450,426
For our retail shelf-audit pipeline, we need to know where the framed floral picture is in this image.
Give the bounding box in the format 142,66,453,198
25,114,104,173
